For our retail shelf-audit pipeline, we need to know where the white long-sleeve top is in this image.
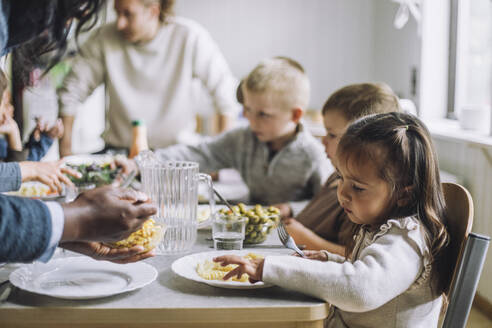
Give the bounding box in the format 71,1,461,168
263,216,443,327
58,17,240,149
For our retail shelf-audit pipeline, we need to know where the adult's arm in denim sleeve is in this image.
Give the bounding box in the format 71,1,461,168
0,194,52,263
0,162,21,192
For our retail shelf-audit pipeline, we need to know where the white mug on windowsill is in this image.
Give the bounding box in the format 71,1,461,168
458,105,490,133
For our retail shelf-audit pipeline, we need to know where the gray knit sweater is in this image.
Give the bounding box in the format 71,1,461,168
155,123,331,215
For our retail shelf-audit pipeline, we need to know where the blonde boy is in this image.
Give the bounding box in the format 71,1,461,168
156,57,330,215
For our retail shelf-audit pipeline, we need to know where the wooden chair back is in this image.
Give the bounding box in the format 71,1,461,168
442,182,474,298
440,182,489,328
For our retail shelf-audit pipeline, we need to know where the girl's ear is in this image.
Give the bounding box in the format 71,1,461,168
291,108,303,123
397,185,414,207
149,3,161,19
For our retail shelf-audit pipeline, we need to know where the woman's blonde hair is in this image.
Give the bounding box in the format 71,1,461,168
242,56,310,110
141,0,175,22
0,70,8,97
322,82,401,121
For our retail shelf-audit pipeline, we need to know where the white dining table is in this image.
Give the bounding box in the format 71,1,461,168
0,230,330,328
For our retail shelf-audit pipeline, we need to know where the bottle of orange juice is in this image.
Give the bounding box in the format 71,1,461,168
129,119,149,158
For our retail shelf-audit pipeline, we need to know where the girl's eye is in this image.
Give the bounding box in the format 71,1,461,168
352,184,364,192
334,172,343,181
328,133,337,139
258,112,271,118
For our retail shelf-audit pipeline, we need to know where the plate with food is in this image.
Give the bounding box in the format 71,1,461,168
5,181,65,201
106,218,165,252
62,154,114,166
10,256,157,300
63,154,121,187
196,204,229,229
171,250,273,289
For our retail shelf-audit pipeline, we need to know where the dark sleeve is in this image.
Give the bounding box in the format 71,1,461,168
6,148,28,162
0,162,22,192
0,0,10,56
0,137,8,159
26,133,53,161
0,133,28,162
0,194,52,263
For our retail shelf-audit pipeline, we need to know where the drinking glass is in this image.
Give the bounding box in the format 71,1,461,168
212,213,247,250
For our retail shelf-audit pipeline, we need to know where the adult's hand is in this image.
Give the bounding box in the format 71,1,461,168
61,186,157,243
60,241,155,264
113,155,138,175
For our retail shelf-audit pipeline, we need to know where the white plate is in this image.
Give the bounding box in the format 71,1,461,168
62,154,113,166
9,257,157,299
171,250,272,289
4,181,65,201
197,204,229,230
198,181,249,203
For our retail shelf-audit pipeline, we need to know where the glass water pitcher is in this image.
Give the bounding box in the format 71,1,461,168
135,150,215,254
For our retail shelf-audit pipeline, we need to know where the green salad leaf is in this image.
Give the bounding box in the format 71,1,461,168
68,163,121,187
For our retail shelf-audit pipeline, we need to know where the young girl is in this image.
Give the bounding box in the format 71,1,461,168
0,70,80,193
281,82,401,255
215,112,451,327
0,71,64,162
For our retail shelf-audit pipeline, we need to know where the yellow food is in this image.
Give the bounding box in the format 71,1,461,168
10,183,57,197
196,253,264,282
197,207,211,223
109,219,164,251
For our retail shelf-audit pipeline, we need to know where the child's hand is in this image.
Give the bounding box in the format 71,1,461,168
0,115,22,151
294,250,329,262
282,217,310,238
34,118,64,140
19,160,82,193
213,255,265,283
271,202,292,218
46,118,64,139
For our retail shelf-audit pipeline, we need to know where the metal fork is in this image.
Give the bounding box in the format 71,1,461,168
120,170,137,188
277,222,306,258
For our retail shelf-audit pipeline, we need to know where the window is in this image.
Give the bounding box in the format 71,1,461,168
448,0,491,123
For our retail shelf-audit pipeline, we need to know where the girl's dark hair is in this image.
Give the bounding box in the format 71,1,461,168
337,112,451,294
9,0,105,87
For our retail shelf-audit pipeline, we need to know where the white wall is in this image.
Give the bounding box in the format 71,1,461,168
67,0,420,148
372,0,420,101
175,0,376,110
